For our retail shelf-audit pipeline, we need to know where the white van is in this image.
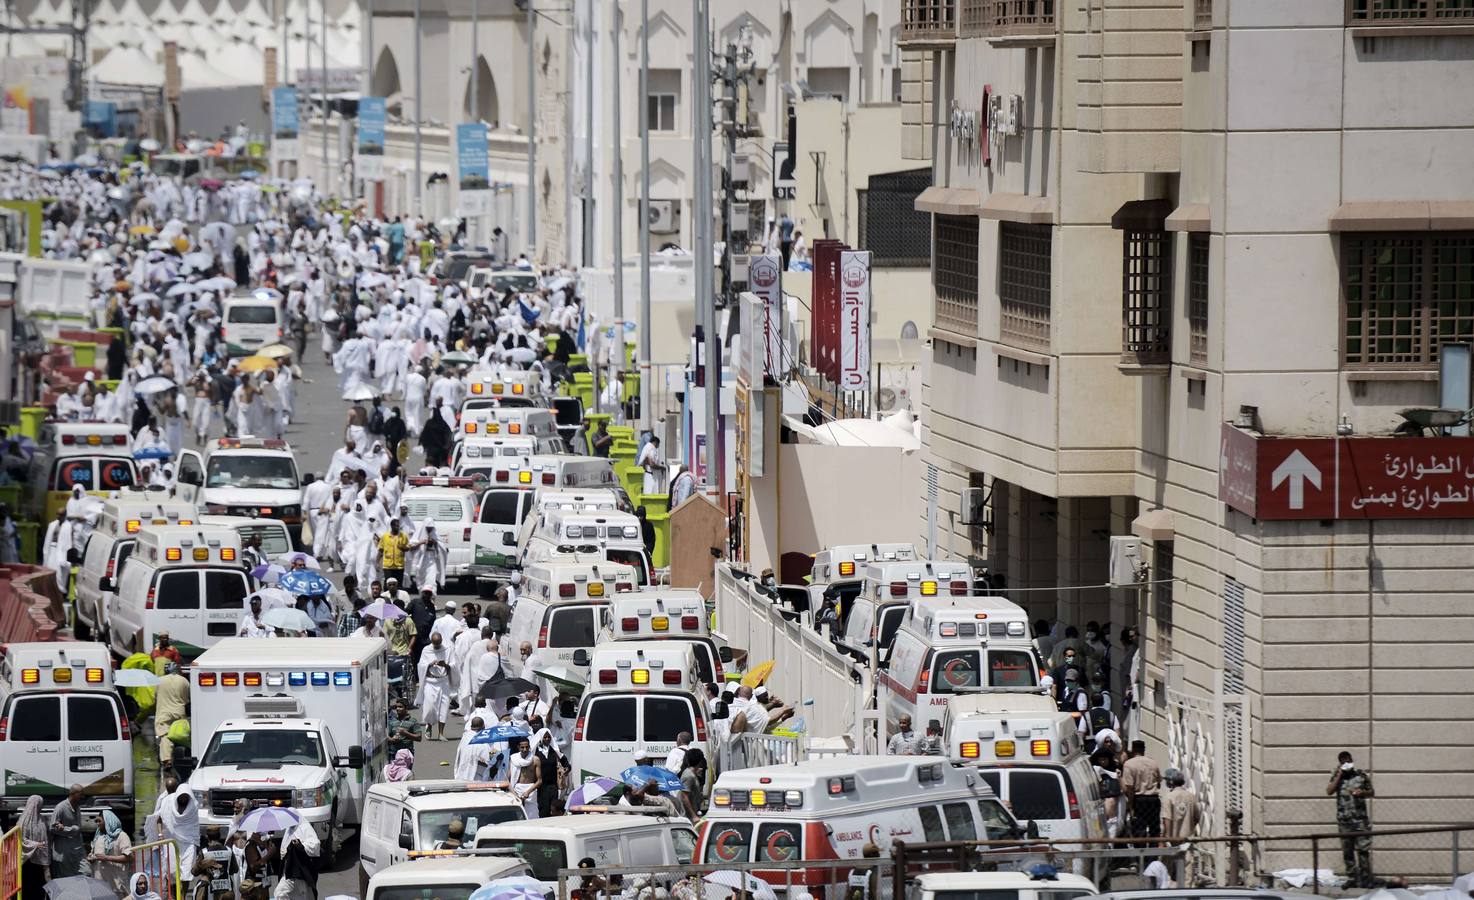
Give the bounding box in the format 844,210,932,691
466,476,625,584
475,813,698,888
110,525,251,658
518,508,652,584
178,437,304,544
698,757,1021,887
359,780,525,884
452,436,543,470
808,542,918,630
462,372,547,410
222,295,284,358
0,643,133,829
365,855,531,900
505,559,632,676
838,559,973,660
911,871,1098,900
569,641,707,783
946,707,1108,845
75,496,198,642
26,421,139,523
197,515,294,558
600,590,729,685
881,595,1044,733
400,479,478,585
458,407,562,447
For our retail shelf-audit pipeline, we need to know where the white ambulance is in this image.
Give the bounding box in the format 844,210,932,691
457,407,562,448
26,421,140,523
74,496,198,642
807,542,917,630
697,757,1022,896
944,702,1107,846
911,870,1098,900
838,559,973,659
474,813,698,888
517,508,652,585
451,436,541,470
109,524,251,658
364,854,531,900
881,595,1044,734
400,478,479,585
505,559,635,680
187,638,387,863
460,373,546,412
358,780,525,885
466,475,626,584
177,437,305,545
568,641,708,783
0,643,133,829
600,590,730,684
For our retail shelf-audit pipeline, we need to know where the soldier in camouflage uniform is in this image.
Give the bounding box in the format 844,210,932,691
1326,750,1376,888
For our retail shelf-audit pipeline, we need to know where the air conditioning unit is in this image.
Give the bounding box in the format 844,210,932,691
959,486,988,525
731,204,750,236
1108,536,1144,588
648,199,678,233
732,154,750,190
731,254,750,290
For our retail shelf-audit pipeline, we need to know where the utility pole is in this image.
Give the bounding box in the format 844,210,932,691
582,0,594,268
611,2,624,383
320,0,328,193
470,0,478,122
720,40,735,316
638,0,651,433
413,0,422,214
364,0,372,96
526,0,537,256
693,0,719,495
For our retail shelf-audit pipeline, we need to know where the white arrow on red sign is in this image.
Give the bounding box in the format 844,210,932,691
1270,449,1322,510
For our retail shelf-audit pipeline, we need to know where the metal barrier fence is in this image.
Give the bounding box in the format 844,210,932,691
1249,823,1474,893
131,838,182,900
716,731,803,773
0,826,20,900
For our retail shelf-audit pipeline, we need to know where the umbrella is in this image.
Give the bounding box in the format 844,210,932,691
278,570,333,596
166,282,200,297
534,664,586,695
133,446,173,461
468,878,548,900
620,765,684,793
359,600,407,621
277,551,320,569
250,563,287,583
237,807,302,833
741,660,774,689
252,287,283,301
240,169,261,180
198,276,237,291
184,251,214,269
44,876,119,900
342,385,377,401
140,138,161,152
132,292,160,303
477,675,537,703
256,343,294,360
703,872,778,900
566,777,620,807
262,606,317,632
135,375,177,396
441,350,477,366
248,587,295,610
238,355,278,373
469,725,531,746
114,668,161,688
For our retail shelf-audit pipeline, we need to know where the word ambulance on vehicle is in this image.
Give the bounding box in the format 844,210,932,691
600,590,730,684
807,542,917,629
27,421,139,523
177,438,305,543
698,756,1023,895
569,641,708,783
75,496,197,643
506,558,636,681
187,638,387,863
882,595,1042,732
110,525,250,658
838,559,973,660
0,643,133,829
943,702,1108,845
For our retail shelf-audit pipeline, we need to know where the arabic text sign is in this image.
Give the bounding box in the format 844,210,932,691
1220,427,1474,520
456,122,491,216
838,250,871,391
748,254,782,381
357,96,386,181
296,67,362,92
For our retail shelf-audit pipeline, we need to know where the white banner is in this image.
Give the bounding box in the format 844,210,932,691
839,250,871,391
748,253,782,381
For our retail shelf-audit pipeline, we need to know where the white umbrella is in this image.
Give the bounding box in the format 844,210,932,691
184,251,213,269
135,375,176,396
166,282,200,297
139,138,161,152
261,607,316,632
114,669,160,687
197,276,236,291
703,871,778,900
342,385,377,401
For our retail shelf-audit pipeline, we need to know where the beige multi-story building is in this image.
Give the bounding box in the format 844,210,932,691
906,0,1474,872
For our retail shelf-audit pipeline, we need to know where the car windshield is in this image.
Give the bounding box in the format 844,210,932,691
207,456,299,489
489,274,539,293
478,839,566,881
200,729,325,767
418,806,524,847
373,885,481,900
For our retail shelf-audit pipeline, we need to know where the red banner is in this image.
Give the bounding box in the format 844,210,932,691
811,240,840,381
1220,424,1474,520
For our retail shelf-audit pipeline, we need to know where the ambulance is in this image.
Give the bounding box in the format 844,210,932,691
460,373,546,411
26,421,139,523
221,293,285,358
944,705,1108,845
458,455,619,493
400,478,479,586
467,473,626,583
358,780,525,885
187,638,387,864
177,437,305,544
568,641,708,783
517,508,652,584
505,559,635,679
0,643,133,829
807,543,917,630
474,813,698,888
881,595,1044,733
911,870,1098,900
109,525,251,658
456,406,562,449
364,854,531,900
837,559,973,660
600,590,730,684
697,757,1023,896
451,436,542,470
198,515,295,557
74,496,198,642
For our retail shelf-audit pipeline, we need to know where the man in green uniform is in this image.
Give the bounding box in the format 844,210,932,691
1327,750,1375,888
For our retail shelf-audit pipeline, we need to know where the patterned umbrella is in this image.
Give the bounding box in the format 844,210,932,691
277,570,333,596
237,807,302,833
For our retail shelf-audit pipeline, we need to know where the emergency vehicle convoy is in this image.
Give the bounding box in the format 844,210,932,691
74,495,198,642
109,524,250,658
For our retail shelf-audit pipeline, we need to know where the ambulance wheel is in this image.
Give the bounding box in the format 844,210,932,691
323,816,338,866
477,580,496,598
358,866,369,898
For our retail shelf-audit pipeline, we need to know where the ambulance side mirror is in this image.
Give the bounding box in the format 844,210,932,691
572,649,590,667
337,745,366,769
1026,820,1040,840
718,646,733,664
398,827,414,850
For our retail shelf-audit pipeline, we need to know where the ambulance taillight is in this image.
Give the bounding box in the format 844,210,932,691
542,472,554,484
616,582,634,593
495,470,509,482
221,673,240,687
712,789,730,807
950,580,968,596
959,741,980,759
631,669,649,685
559,584,575,598
598,670,617,685
1067,789,1081,819
1031,739,1051,757
20,668,38,685
889,581,907,597
573,715,586,740
145,586,156,610
838,561,855,577
198,673,217,687
621,617,639,632
126,520,141,534
662,670,680,685
681,615,698,630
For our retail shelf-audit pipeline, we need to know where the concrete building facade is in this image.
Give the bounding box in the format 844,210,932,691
906,0,1474,873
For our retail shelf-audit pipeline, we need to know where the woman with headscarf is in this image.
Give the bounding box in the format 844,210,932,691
533,728,568,818
18,795,47,900
416,632,453,740
89,809,133,896
362,441,390,478
508,736,542,820
274,821,320,900
407,518,448,593
382,748,415,783
128,872,164,900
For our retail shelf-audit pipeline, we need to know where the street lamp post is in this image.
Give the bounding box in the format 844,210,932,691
638,0,651,433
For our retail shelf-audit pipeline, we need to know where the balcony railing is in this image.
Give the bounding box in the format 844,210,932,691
902,0,957,43
962,0,1056,37
1195,0,1213,29
1347,0,1474,23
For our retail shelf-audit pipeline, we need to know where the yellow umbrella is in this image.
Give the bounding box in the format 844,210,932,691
741,660,775,689
255,343,294,360
237,355,278,373
128,224,155,235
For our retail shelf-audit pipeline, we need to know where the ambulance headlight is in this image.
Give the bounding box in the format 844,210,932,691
1007,622,1027,637
192,789,209,807
295,785,327,808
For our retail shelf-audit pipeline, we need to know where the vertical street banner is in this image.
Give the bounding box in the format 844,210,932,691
748,254,783,381
839,250,872,391
271,86,299,161
357,96,386,181
456,122,491,216
812,240,844,382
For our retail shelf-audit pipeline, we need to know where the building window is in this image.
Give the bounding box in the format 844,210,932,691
1188,234,1209,365
647,69,680,132
1343,232,1474,368
859,169,933,268
1348,0,1474,24
934,214,979,333
805,67,850,104
1154,542,1174,663
1121,229,1173,366
999,222,1052,351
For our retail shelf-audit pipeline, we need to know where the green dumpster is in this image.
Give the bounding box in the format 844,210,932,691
20,408,47,440
607,425,635,443
16,521,40,564
571,373,595,411
647,510,671,569
569,353,588,370
0,485,20,513
545,334,558,355
637,494,670,518
71,342,98,369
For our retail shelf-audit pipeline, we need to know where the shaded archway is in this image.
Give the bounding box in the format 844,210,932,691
461,56,499,127
371,45,401,102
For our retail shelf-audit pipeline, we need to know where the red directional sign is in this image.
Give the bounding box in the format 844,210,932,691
1220,424,1474,520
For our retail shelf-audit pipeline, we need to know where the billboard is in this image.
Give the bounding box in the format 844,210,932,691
271,86,299,161
838,250,871,391
357,96,386,181
747,254,782,382
456,122,491,216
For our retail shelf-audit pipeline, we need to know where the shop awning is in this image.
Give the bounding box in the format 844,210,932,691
914,186,981,216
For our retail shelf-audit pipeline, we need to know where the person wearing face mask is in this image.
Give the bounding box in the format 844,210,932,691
1049,625,1085,670
1328,751,1376,888
1050,647,1091,695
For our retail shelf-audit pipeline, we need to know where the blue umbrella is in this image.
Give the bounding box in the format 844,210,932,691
277,569,333,596
239,169,261,180
133,446,173,460
469,725,530,746
620,765,684,794
468,877,547,900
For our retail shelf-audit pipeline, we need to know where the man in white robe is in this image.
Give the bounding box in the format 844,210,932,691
453,715,494,780
408,518,449,592
415,633,453,740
